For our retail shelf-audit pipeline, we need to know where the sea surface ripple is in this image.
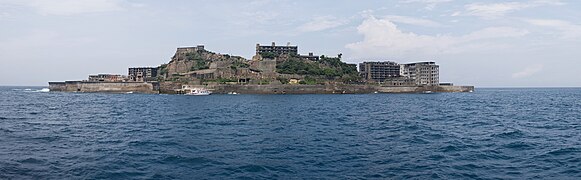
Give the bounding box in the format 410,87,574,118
0,87,580,179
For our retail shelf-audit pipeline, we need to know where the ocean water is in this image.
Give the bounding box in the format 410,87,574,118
0,87,580,179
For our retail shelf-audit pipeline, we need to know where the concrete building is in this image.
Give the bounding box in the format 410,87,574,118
129,67,158,82
359,61,401,82
176,45,205,53
256,42,298,55
400,62,439,86
300,52,320,61
88,74,126,82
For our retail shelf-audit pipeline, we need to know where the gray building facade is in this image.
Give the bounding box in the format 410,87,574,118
256,42,298,55
359,61,401,82
400,62,439,86
129,67,158,82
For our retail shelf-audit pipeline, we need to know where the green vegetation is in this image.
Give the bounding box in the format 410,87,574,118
276,77,289,84
158,64,168,76
186,52,209,71
258,79,271,85
298,76,324,85
260,52,277,59
319,56,358,75
276,56,358,77
276,57,323,75
230,61,250,70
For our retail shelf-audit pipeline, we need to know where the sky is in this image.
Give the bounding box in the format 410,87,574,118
0,0,580,87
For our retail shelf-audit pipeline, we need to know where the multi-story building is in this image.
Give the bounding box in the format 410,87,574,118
359,61,401,82
256,42,298,55
88,74,126,82
400,62,439,86
299,52,320,61
129,67,158,82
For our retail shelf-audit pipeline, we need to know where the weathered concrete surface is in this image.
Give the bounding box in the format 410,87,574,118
51,81,473,94
376,85,474,93
212,84,377,94
49,81,159,93
160,84,473,94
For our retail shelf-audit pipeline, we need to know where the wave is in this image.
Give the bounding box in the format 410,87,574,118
12,88,50,92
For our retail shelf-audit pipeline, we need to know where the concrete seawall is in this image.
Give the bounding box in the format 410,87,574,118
211,84,378,94
163,83,474,94
49,81,474,94
376,85,474,93
49,81,159,93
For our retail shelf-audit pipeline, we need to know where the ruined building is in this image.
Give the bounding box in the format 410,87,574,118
400,62,439,86
88,74,126,82
129,67,158,82
359,61,440,86
256,42,298,55
359,61,401,82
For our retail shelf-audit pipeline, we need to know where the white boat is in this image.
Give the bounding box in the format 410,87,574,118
227,92,238,95
185,88,211,96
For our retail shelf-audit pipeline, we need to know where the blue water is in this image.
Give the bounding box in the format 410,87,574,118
0,87,580,179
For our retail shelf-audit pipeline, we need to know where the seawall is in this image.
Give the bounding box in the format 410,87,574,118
49,81,474,94
49,81,159,93
158,83,474,94
376,85,474,93
212,84,377,94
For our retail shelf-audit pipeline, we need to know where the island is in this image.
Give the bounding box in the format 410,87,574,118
49,42,474,94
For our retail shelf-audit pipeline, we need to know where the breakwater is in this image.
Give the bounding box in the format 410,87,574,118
48,81,159,93
210,84,473,94
49,81,474,94
49,81,473,94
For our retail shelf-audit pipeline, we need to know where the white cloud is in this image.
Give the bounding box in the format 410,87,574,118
345,16,528,57
0,0,124,16
384,15,442,27
512,64,543,78
298,16,347,32
0,12,9,19
463,2,530,19
525,19,581,38
459,1,564,19
400,0,453,10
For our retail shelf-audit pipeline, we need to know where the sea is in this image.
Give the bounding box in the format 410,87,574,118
0,86,580,179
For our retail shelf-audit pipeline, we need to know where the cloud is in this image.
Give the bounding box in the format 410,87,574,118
463,2,530,19
400,0,453,10
525,19,581,38
0,12,9,19
0,0,124,16
458,1,564,19
298,16,347,32
345,16,528,57
384,15,442,27
512,64,543,78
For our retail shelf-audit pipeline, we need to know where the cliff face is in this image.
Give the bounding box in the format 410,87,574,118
162,46,249,77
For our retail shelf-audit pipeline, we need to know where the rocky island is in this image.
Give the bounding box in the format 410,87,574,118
49,42,474,94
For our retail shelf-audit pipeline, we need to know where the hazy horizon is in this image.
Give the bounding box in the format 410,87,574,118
1,0,580,87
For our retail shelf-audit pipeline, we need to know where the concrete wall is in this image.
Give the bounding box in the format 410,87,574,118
52,81,473,94
214,84,473,94
213,84,377,94
376,85,474,93
49,81,159,93
48,82,67,91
